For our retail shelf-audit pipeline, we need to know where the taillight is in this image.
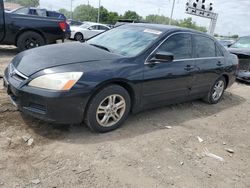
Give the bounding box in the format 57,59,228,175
59,22,66,32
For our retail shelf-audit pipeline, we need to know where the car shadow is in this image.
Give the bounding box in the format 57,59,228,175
20,91,246,145
0,46,18,57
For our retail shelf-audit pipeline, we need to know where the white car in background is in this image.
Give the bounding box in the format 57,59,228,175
70,22,110,42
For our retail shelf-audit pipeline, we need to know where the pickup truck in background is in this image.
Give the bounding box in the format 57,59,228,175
0,0,67,51
9,7,71,38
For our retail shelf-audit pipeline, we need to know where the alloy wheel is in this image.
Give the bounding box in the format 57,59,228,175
212,80,225,101
96,94,126,127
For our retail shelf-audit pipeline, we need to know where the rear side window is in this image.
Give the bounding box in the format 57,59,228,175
158,33,192,60
194,35,216,58
98,25,109,31
216,44,224,57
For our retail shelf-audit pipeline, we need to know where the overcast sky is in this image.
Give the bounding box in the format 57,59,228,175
40,0,250,36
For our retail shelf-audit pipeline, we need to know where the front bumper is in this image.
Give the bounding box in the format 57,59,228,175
3,70,91,124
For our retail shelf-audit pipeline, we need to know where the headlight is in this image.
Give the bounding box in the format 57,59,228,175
28,72,83,91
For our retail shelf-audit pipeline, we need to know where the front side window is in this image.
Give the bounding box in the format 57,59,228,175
98,25,109,31
89,25,98,30
216,44,224,57
157,33,192,60
194,35,216,58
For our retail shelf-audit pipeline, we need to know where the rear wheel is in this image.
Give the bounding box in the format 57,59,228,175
203,77,226,104
85,85,131,133
74,32,84,42
17,31,45,51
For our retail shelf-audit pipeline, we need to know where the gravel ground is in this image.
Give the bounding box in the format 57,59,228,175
0,45,250,188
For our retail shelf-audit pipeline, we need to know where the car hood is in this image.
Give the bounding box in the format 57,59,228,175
228,48,250,57
12,42,122,76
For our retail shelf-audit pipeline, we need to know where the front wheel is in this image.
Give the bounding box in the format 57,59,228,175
85,85,131,133
203,77,226,104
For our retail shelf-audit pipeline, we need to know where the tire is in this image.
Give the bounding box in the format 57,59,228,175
17,31,45,52
203,76,226,104
74,32,84,42
85,85,131,133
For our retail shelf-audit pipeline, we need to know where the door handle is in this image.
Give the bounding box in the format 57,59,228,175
184,65,195,71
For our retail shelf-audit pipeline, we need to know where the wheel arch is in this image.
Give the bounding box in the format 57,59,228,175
222,74,229,88
85,79,137,116
15,28,46,46
74,32,84,39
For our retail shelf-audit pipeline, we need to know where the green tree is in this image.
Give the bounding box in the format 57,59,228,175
231,35,239,39
99,6,109,23
20,0,39,7
5,0,39,6
106,11,120,24
178,17,207,32
123,10,141,20
74,4,97,22
58,8,71,19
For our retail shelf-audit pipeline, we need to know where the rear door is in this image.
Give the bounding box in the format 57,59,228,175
191,35,225,95
0,0,5,41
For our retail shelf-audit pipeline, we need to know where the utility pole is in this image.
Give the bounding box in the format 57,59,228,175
97,0,101,23
70,0,74,19
169,0,176,25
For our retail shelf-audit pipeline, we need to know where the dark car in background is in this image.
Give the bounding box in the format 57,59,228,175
10,7,71,39
218,39,234,47
3,24,238,133
228,36,250,83
0,0,67,51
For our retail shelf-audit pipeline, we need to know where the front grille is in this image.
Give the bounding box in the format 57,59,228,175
238,59,250,71
9,64,28,81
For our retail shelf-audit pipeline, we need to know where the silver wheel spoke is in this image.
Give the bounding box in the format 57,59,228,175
212,80,224,101
116,101,125,109
112,112,120,121
96,94,126,127
97,106,106,114
101,115,110,125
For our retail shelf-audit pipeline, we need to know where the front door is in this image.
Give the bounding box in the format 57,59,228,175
0,0,5,42
143,33,196,108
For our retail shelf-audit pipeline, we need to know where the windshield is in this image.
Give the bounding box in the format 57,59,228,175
231,37,250,49
87,25,162,56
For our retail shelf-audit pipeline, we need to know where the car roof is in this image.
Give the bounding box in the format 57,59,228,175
128,23,206,35
84,22,109,27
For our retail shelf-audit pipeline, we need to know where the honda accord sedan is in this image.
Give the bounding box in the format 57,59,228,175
3,24,238,133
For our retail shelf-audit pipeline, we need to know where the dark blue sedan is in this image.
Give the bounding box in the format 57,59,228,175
3,24,238,132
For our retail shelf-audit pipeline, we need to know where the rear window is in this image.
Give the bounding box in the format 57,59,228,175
194,35,216,58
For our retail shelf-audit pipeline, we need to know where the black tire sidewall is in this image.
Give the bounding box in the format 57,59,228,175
85,85,131,133
17,31,45,51
75,32,84,42
207,77,226,104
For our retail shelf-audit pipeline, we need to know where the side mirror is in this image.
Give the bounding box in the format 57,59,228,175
149,51,174,63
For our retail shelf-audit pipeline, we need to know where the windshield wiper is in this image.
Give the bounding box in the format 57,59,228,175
89,44,112,52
